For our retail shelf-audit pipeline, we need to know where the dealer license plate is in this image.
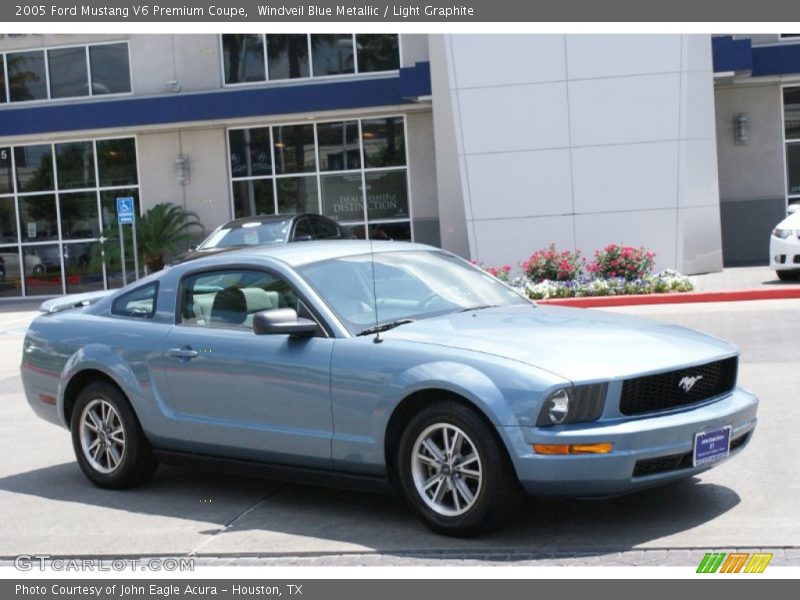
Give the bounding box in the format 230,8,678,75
693,425,732,467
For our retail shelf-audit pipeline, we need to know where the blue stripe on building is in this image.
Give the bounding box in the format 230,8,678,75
713,35,800,77
0,62,432,137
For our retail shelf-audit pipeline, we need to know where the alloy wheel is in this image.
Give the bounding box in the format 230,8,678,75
410,422,483,517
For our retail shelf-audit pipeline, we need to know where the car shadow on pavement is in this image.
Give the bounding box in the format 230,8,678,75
0,461,741,559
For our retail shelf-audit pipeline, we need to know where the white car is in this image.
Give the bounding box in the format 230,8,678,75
771,205,800,280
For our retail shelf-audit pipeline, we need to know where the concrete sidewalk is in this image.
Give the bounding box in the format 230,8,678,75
689,265,792,292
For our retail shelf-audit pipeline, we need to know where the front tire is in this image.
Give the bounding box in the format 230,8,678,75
777,270,799,282
70,382,157,489
397,401,522,536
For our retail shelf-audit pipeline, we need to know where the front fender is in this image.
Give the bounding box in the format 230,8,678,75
380,361,514,428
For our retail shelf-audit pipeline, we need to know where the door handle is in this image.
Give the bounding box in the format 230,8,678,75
167,347,199,360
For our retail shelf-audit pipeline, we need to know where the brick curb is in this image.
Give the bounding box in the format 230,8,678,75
536,286,800,308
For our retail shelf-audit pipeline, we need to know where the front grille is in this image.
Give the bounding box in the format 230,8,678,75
632,432,750,478
620,357,738,416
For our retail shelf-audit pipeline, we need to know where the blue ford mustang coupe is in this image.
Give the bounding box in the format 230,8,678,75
21,241,758,535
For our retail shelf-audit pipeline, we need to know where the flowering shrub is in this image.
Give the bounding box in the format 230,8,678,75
520,271,694,300
587,244,655,281
522,243,584,282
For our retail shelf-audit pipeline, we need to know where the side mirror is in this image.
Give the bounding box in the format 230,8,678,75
253,308,318,337
293,234,313,242
788,204,800,216
188,245,198,252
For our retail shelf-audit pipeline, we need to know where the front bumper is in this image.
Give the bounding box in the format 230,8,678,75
501,386,758,497
769,235,800,270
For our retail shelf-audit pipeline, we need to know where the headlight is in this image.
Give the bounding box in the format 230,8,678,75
772,228,792,239
536,383,607,427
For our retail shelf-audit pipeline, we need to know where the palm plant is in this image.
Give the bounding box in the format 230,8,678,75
94,203,203,274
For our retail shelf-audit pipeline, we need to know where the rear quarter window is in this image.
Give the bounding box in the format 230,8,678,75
111,283,158,318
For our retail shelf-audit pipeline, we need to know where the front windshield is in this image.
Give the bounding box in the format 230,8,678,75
198,220,291,249
298,250,530,334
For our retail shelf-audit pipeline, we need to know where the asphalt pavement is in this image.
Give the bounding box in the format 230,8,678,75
0,299,798,566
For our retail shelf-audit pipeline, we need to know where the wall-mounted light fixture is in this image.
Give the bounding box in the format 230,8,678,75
734,113,750,145
176,154,190,185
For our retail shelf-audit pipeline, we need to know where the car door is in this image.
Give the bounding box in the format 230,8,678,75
157,267,334,469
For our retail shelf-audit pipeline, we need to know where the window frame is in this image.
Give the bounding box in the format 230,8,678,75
174,265,333,337
1,40,132,105
219,34,401,88
111,281,159,319
0,134,141,297
226,115,414,242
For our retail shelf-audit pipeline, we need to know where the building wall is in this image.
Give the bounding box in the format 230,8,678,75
429,34,724,274
714,83,786,265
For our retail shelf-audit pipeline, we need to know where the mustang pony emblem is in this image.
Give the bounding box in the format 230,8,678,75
679,375,704,392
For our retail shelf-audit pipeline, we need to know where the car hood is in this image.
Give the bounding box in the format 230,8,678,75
776,211,800,230
384,304,737,382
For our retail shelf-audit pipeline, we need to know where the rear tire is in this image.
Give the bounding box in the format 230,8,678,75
70,382,157,489
397,401,523,536
777,270,799,282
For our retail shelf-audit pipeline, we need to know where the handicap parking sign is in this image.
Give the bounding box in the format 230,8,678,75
116,197,135,225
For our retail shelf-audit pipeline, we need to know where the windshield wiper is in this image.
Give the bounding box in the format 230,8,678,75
357,319,416,337
458,304,501,312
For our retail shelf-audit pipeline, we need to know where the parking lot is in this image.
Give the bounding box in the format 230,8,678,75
0,298,798,566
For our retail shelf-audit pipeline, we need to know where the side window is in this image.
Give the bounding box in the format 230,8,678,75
111,283,157,318
311,217,341,240
179,269,301,329
292,218,313,241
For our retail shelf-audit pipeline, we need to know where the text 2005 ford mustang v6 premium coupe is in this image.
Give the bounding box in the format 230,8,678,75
21,241,758,535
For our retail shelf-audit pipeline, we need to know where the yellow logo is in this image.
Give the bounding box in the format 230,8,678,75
696,552,773,573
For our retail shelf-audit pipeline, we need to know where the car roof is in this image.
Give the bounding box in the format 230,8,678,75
205,240,437,268
219,213,332,229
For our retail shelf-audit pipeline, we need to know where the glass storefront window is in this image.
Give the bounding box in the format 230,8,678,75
23,244,63,296
320,173,363,221
97,138,138,187
317,121,361,171
362,117,406,169
64,240,104,293
785,88,800,141
787,144,800,195
222,34,265,84
356,35,400,73
232,179,274,218
0,55,6,104
365,171,409,221
1,138,138,296
273,125,316,174
89,43,131,95
0,197,17,244
0,148,12,194
0,246,23,297
19,195,58,242
56,142,96,190
229,117,410,239
277,176,318,213
59,192,100,240
15,145,54,193
7,50,47,102
222,34,399,84
229,128,272,178
4,43,129,102
311,34,355,77
48,47,89,98
267,34,310,80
